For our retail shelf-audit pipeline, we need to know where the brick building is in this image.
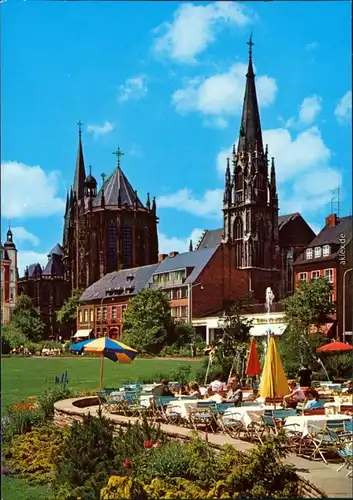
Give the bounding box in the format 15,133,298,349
76,245,249,339
195,39,315,302
62,130,158,291
293,214,352,339
18,243,72,339
1,228,18,325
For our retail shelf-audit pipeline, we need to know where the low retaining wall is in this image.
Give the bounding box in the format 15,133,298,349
54,397,327,499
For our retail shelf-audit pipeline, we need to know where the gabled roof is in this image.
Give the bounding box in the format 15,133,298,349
27,263,42,278
80,263,159,302
93,167,144,209
43,253,65,277
278,213,301,231
294,215,352,265
48,243,63,258
149,247,218,285
196,229,223,250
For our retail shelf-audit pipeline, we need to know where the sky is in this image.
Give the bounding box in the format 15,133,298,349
2,0,352,275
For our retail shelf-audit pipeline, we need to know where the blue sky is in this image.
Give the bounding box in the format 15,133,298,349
2,0,352,274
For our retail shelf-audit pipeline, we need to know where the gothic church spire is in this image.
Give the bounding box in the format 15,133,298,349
73,121,86,200
238,35,263,154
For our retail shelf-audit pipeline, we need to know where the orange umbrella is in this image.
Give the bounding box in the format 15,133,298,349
317,340,353,352
246,337,261,377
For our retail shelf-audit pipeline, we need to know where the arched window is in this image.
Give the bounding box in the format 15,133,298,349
107,221,118,272
235,167,243,192
234,217,243,240
123,219,133,268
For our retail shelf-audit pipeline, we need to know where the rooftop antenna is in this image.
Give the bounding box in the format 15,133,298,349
330,186,340,217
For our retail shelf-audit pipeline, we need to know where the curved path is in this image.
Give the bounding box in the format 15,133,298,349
55,398,352,498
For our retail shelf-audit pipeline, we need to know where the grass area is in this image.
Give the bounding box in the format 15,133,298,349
2,477,51,500
2,356,201,408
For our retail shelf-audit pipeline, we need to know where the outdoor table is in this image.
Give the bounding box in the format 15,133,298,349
284,414,350,437
222,404,274,429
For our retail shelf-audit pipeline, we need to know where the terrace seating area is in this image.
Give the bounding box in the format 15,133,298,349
94,379,353,479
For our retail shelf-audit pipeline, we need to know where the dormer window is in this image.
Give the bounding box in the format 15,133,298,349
306,248,313,259
323,245,330,257
126,274,134,282
314,247,321,258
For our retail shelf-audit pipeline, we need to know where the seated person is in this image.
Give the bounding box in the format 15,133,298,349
188,381,202,399
283,380,306,408
303,388,324,411
179,384,190,395
297,364,312,388
342,380,353,395
222,377,243,405
209,375,227,394
160,379,174,397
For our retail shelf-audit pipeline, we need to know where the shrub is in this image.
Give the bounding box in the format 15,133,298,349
100,476,146,500
134,442,189,483
37,386,72,419
169,364,192,385
52,411,118,500
4,425,66,485
4,406,45,443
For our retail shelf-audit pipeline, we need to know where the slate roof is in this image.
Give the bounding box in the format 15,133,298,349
48,243,63,258
80,263,159,302
294,215,352,265
43,253,65,277
196,213,308,251
27,263,42,278
148,247,218,285
93,167,144,209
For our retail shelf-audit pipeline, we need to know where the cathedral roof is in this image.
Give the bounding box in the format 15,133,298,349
27,263,42,278
80,263,159,302
48,243,63,258
73,128,86,200
93,167,144,209
43,253,65,277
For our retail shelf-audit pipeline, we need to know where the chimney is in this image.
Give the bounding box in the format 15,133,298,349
169,251,179,258
325,213,338,228
158,253,168,263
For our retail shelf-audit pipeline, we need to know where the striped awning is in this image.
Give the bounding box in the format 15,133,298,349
73,329,92,338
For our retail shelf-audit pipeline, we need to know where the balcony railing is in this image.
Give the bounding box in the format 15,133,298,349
150,278,186,289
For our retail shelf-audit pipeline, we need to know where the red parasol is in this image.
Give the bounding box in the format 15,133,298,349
246,337,261,376
317,340,353,352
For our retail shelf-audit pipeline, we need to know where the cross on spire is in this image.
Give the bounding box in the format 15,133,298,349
77,121,83,137
247,33,254,59
113,147,124,168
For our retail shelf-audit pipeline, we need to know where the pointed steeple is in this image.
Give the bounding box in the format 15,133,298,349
237,35,264,154
152,196,156,214
146,192,151,211
73,121,86,200
64,191,69,217
270,157,276,188
189,239,193,252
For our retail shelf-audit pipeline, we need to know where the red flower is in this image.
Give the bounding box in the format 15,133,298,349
143,440,153,449
123,459,132,469
153,441,161,448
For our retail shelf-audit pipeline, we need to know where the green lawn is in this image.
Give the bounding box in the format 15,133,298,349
2,356,201,408
2,477,51,500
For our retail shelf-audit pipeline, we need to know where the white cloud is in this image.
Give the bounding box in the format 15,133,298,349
158,228,205,254
153,2,253,63
172,63,277,124
11,227,39,247
305,42,319,51
17,250,48,277
334,91,352,124
117,75,147,102
86,121,114,138
1,161,65,219
157,188,223,219
285,95,322,128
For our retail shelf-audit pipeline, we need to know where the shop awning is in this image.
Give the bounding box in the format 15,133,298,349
73,329,92,339
250,324,287,337
309,323,334,336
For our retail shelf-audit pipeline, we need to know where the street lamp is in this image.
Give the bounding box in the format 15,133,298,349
343,267,352,342
188,282,204,325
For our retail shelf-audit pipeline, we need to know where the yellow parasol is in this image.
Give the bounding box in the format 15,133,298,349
259,336,289,399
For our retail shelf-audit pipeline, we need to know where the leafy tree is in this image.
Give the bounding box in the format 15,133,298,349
279,277,336,376
56,288,83,324
10,294,45,342
121,289,174,354
2,323,28,351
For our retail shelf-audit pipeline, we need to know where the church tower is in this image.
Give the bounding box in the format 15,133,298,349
222,37,280,299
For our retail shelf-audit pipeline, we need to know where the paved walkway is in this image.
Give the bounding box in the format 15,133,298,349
55,399,353,498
